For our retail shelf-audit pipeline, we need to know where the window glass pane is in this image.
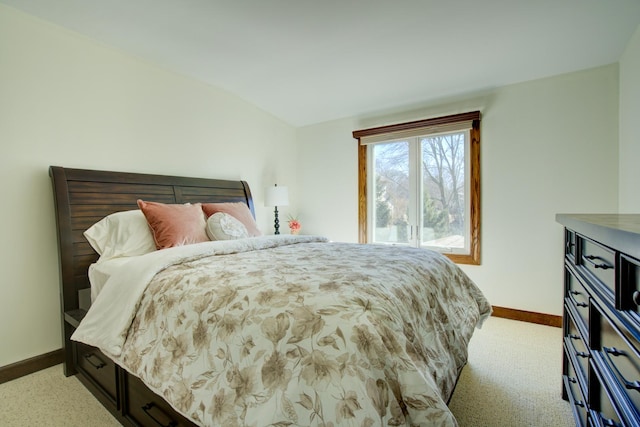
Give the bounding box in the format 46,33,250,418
420,132,466,251
355,112,480,264
372,141,410,244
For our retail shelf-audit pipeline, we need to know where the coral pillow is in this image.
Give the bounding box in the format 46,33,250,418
137,200,209,249
201,202,262,237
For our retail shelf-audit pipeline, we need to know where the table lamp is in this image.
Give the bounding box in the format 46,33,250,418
265,184,289,234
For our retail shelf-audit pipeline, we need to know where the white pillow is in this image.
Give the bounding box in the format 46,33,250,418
206,212,249,241
84,209,156,262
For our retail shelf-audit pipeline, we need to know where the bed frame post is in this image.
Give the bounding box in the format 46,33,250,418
49,166,78,376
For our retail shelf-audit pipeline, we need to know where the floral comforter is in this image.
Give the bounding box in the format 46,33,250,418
72,236,491,427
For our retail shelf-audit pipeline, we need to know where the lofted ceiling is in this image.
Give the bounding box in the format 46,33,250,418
2,0,640,126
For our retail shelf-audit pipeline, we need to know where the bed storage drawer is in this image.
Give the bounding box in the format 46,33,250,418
75,342,118,405
124,374,194,427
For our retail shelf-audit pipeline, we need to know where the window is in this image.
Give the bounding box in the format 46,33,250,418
353,111,480,265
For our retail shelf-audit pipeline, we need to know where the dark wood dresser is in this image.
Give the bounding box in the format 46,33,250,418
557,214,640,426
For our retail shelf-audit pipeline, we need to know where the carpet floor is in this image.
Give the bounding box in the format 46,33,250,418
0,316,573,426
448,316,573,426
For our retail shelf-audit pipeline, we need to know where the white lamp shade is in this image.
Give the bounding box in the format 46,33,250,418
265,185,289,207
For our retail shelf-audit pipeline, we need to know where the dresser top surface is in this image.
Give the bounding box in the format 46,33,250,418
557,214,640,234
557,214,640,258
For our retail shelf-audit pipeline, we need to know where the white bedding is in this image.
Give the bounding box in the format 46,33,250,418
74,235,329,357
73,235,491,426
88,257,133,301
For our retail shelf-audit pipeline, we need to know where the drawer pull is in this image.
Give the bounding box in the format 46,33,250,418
606,347,625,357
603,347,640,392
568,290,588,307
633,290,640,306
566,335,588,358
582,254,613,270
84,353,106,370
142,402,178,427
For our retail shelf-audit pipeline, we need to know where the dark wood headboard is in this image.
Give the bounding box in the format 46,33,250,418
49,166,255,373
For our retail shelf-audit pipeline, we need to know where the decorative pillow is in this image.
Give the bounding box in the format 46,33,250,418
137,200,209,249
84,209,156,262
206,212,249,241
201,202,262,237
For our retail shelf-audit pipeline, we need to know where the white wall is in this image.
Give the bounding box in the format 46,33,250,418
0,5,297,367
295,119,360,241
298,65,619,316
619,24,640,212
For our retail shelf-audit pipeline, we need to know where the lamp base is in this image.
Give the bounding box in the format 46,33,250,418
273,206,280,235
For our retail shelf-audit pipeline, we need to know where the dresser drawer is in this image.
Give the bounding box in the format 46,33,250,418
619,255,640,320
75,342,118,404
589,356,627,427
566,229,577,261
563,362,588,427
578,235,616,297
566,267,590,333
592,304,640,422
124,373,194,427
565,307,590,393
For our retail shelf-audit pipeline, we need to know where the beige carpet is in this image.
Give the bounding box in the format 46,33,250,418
449,316,573,426
0,317,573,426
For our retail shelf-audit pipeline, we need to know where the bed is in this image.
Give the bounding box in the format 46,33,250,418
50,166,491,427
